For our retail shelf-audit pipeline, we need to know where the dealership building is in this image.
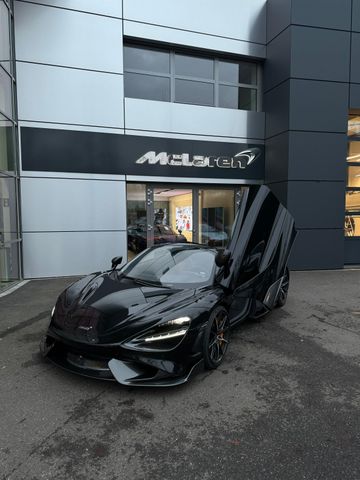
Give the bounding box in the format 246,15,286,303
1,0,360,285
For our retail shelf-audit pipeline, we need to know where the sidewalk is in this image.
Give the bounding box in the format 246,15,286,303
1,270,360,480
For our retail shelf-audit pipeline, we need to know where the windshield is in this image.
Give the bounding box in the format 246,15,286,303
120,245,216,288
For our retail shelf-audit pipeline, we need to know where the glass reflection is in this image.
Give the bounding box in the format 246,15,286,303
127,184,147,260
124,45,170,74
0,1,11,74
199,189,235,247
348,115,360,138
125,72,170,102
347,166,360,188
345,215,360,237
347,142,360,163
153,188,192,243
0,114,15,172
0,175,20,286
219,60,257,85
346,191,360,212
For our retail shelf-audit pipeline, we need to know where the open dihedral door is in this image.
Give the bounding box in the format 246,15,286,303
219,185,297,311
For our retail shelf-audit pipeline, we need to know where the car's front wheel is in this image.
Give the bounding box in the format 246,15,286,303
203,306,230,369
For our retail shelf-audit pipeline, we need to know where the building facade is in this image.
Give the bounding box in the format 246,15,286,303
0,0,359,282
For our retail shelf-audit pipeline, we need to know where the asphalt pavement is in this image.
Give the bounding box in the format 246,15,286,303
1,270,360,480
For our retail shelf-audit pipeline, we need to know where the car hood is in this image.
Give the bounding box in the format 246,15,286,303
49,272,200,344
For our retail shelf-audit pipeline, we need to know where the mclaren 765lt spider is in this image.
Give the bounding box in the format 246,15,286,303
40,185,297,387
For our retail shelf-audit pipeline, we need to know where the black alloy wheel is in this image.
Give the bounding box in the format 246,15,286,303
203,306,230,369
276,267,290,308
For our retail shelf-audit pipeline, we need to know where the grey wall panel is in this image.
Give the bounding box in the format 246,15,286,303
265,132,289,183
21,177,126,232
351,33,360,84
353,0,360,32
15,0,122,17
123,20,266,59
289,229,344,270
123,0,267,45
266,0,291,43
288,132,348,181
23,231,127,278
268,181,288,206
344,239,360,264
287,181,345,229
350,83,360,108
17,63,124,128
125,98,265,140
264,27,291,92
291,0,352,31
290,79,349,133
291,27,350,83
264,80,290,138
15,2,123,73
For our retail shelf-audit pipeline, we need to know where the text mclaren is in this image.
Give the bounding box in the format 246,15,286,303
135,148,261,169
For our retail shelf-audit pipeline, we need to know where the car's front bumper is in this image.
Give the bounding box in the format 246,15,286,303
40,326,205,387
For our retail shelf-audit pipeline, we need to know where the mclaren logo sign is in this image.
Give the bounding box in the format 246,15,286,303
135,148,261,169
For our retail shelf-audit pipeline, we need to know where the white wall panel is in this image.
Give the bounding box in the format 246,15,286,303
21,178,126,232
15,0,122,17
123,0,267,45
15,2,123,73
17,62,124,127
23,231,127,278
125,98,265,140
123,20,266,59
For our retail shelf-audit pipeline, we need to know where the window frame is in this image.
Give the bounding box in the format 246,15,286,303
123,42,261,112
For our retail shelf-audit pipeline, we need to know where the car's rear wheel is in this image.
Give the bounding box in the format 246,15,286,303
203,306,230,369
276,267,290,307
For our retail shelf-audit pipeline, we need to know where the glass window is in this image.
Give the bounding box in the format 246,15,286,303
219,86,257,111
0,114,15,172
121,244,216,288
127,184,146,260
219,85,238,109
0,175,18,263
175,54,214,79
348,115,360,137
346,191,360,212
124,45,170,74
0,239,20,285
346,114,360,237
345,215,360,237
199,189,235,248
124,72,170,102
347,142,360,162
347,166,360,188
219,60,257,85
0,2,11,74
0,67,12,118
123,43,260,111
175,79,214,106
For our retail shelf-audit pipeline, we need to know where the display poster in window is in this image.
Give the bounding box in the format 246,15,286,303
176,206,192,232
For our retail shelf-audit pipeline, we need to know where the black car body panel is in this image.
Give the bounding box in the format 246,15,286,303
40,185,297,386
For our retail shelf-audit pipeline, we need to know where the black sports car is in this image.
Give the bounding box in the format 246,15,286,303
40,186,296,387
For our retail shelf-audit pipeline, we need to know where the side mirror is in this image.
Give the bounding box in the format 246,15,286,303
215,249,231,268
111,256,123,270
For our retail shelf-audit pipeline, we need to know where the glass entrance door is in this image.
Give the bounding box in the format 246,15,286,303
126,183,244,260
151,187,193,246
198,189,236,247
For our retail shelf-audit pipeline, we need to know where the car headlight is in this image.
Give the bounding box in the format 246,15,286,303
123,316,191,351
51,306,55,318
